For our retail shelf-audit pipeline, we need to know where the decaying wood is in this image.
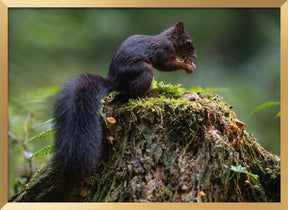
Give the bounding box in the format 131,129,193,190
10,83,280,202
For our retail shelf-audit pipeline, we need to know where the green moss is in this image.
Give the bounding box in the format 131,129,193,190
148,79,185,98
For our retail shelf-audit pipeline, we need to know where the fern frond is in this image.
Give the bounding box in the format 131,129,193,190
24,128,56,144
251,102,280,115
27,145,54,161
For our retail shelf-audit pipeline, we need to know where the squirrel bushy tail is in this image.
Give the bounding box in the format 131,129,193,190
53,74,110,177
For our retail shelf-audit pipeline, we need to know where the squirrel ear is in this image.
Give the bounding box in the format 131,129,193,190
175,21,185,32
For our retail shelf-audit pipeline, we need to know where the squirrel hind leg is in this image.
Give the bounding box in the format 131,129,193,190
123,62,154,99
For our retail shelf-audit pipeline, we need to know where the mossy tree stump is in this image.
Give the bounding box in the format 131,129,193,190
10,82,280,202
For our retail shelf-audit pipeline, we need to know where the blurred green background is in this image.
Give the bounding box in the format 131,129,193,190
8,8,280,197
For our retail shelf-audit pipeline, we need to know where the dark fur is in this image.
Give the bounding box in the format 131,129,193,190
53,21,196,177
53,74,109,177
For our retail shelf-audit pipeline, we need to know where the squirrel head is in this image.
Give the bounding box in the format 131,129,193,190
173,21,196,59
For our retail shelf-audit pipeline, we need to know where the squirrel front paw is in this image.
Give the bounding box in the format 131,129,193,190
184,58,196,74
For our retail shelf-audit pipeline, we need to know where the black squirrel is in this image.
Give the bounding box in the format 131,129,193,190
53,21,196,177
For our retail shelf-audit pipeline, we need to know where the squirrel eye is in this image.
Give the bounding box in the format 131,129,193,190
185,40,191,46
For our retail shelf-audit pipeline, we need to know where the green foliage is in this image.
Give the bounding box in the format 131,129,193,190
39,118,55,126
27,145,54,162
8,86,58,197
251,102,280,118
25,128,56,144
230,164,259,180
9,86,58,147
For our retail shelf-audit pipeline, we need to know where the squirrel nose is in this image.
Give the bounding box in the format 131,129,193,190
192,54,197,59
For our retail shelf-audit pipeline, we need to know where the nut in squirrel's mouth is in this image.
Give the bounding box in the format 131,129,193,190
191,62,196,69
183,56,196,69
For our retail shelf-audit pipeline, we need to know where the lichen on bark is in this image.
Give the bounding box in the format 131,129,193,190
10,81,280,202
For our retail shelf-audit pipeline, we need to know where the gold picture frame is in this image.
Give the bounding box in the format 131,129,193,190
1,0,287,209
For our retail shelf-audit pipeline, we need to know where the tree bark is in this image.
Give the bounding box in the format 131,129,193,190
10,85,280,202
